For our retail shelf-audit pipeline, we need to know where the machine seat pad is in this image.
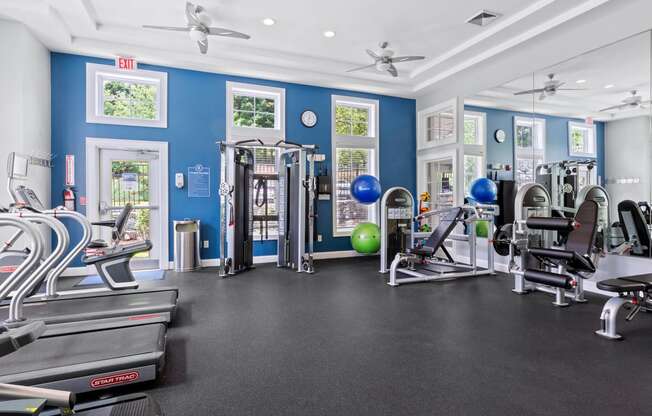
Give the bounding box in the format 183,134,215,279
596,278,647,293
87,239,108,249
410,246,435,257
528,248,595,272
623,274,652,286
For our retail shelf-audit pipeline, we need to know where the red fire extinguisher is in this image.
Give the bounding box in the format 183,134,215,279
63,186,76,211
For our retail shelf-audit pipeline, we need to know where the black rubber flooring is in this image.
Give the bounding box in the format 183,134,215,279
99,257,652,415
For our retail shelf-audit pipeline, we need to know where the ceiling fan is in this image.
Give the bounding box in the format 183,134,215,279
143,2,250,55
599,90,651,112
513,73,586,100
346,42,425,77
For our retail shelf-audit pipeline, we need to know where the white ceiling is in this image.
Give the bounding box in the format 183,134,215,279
467,31,652,121
0,0,631,97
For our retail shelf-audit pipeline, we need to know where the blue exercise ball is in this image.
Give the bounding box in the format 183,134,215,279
350,174,381,205
469,178,497,204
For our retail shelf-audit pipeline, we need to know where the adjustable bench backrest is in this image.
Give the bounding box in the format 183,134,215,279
618,199,651,257
566,200,598,258
421,207,464,251
113,203,134,241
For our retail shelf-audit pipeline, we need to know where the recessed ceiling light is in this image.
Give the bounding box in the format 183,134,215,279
262,18,276,26
604,84,615,89
323,30,336,38
576,79,587,84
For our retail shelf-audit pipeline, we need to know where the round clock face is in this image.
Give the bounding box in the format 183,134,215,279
494,129,506,143
301,110,317,128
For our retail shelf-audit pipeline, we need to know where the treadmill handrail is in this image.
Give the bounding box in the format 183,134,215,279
0,217,42,302
5,212,69,323
44,208,92,297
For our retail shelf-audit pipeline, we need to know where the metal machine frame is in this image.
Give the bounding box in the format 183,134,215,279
386,198,499,287
508,183,600,306
218,139,317,277
379,187,414,274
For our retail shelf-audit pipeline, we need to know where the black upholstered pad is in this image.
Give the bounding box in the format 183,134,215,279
623,274,652,285
528,248,596,272
411,246,435,256
419,207,464,253
597,278,647,292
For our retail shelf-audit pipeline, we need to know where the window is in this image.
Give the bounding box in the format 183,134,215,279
514,116,546,187
86,63,167,128
252,147,279,239
332,95,379,236
568,121,597,157
418,100,458,150
227,82,285,141
463,111,486,194
335,104,370,137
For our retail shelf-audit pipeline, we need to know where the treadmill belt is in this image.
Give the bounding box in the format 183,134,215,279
0,324,166,385
0,291,177,324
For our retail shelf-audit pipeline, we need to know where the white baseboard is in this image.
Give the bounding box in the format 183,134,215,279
165,250,364,271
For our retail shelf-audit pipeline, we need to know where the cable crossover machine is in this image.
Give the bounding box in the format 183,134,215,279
218,139,318,277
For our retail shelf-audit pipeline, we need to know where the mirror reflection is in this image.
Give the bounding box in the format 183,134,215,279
466,31,651,265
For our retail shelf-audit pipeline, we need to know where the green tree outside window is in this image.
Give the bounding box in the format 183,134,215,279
103,80,157,120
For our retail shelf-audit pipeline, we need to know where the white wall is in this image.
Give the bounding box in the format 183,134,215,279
416,0,652,110
0,19,51,247
604,116,652,220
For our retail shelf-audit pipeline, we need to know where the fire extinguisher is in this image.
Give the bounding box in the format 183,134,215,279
63,186,76,211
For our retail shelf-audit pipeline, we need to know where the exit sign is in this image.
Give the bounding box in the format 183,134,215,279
115,56,137,70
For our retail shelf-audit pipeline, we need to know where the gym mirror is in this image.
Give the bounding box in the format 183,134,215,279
466,30,652,270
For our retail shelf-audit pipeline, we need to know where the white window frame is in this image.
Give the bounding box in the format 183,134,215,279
85,63,168,128
226,81,285,143
417,98,458,150
513,116,546,187
463,111,487,194
568,121,597,158
331,95,380,237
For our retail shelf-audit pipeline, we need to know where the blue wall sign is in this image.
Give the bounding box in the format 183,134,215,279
188,164,210,198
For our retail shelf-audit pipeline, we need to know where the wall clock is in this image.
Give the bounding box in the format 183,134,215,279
301,110,318,128
494,129,506,143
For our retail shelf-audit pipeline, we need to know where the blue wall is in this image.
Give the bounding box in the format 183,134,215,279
466,105,605,181
51,53,416,264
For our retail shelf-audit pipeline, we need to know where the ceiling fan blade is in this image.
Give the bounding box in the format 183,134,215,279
599,103,627,112
555,82,566,89
185,2,203,26
143,25,190,32
197,39,208,54
366,49,380,60
556,88,588,91
207,27,250,39
387,64,398,78
390,56,425,63
346,63,376,73
514,88,545,96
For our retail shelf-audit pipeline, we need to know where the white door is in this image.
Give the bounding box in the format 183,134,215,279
98,149,161,270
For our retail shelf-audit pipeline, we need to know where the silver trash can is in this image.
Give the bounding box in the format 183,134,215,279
173,219,201,272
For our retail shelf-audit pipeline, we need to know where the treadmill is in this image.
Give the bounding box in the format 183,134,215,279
0,156,178,327
0,250,167,394
0,321,163,415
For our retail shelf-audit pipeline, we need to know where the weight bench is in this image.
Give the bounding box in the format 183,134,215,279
388,205,497,286
595,274,652,340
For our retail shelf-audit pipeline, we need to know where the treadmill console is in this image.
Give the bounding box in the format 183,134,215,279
15,186,46,211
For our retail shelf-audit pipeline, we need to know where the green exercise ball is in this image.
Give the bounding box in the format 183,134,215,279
475,221,490,238
351,222,381,254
